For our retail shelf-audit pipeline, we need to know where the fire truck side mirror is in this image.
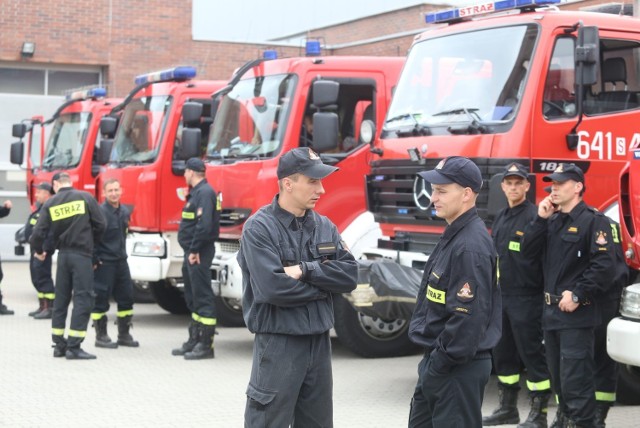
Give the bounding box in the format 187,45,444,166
10,141,24,166
182,102,203,125
575,26,600,86
95,139,114,166
312,112,339,153
180,128,202,160
12,123,27,139
100,116,118,138
312,80,340,108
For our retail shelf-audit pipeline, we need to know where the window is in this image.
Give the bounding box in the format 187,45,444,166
543,37,576,119
0,66,101,95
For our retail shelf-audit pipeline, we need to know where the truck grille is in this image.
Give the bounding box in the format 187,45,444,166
216,240,241,254
220,208,252,227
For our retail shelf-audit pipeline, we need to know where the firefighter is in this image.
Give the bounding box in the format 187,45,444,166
483,163,552,427
171,157,221,360
238,147,357,426
521,163,615,427
408,156,501,427
0,200,13,315
91,178,139,349
24,182,56,319
30,173,106,360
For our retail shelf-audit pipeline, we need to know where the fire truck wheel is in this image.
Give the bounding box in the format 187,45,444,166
133,281,156,304
332,295,420,358
616,364,640,405
149,280,189,315
214,295,245,327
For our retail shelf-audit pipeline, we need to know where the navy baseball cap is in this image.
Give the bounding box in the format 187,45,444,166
277,148,338,179
542,163,584,183
417,156,483,193
502,162,529,180
185,157,205,173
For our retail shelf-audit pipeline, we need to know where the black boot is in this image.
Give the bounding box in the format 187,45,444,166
172,321,199,356
184,324,215,360
65,337,96,360
518,392,551,428
483,384,520,425
550,409,566,428
29,298,45,317
33,298,53,319
594,402,612,428
52,335,67,358
94,315,118,349
117,315,139,347
0,294,14,315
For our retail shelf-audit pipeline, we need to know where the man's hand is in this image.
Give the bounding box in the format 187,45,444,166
559,290,579,313
538,196,557,219
284,264,302,280
188,253,200,265
3,200,12,209
34,252,47,261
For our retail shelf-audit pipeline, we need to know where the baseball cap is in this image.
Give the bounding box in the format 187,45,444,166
542,163,584,183
417,156,483,193
35,182,54,195
277,147,338,180
185,157,205,173
502,162,529,180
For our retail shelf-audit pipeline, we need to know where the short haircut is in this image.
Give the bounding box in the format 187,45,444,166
56,173,72,184
103,178,120,190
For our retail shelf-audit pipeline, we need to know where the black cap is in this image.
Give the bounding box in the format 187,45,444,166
51,172,61,183
542,163,584,183
185,157,205,173
277,148,338,179
35,182,54,195
417,156,483,193
502,162,529,180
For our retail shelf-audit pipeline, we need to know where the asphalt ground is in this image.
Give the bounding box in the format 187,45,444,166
0,261,638,427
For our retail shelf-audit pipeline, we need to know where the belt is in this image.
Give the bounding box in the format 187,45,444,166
544,292,562,305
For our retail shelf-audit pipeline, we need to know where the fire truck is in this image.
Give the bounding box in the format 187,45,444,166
9,87,120,203
95,67,226,314
358,0,640,362
144,55,403,356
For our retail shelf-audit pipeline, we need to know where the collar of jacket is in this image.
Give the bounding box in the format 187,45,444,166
270,195,316,231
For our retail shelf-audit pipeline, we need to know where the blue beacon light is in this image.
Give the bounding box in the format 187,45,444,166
134,66,197,85
425,0,560,24
65,87,107,101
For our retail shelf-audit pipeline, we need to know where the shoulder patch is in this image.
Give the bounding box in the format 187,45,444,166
456,282,475,302
595,231,608,246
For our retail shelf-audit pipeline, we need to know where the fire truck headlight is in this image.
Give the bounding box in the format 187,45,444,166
620,283,640,320
132,241,166,257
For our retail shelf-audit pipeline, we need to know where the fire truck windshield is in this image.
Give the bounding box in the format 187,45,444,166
110,95,172,164
384,24,538,136
207,74,295,159
42,112,92,169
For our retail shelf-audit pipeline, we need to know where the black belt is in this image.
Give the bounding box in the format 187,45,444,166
544,292,562,305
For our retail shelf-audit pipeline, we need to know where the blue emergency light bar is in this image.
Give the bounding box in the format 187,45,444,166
263,50,278,60
65,87,107,101
134,66,197,85
305,40,322,56
425,0,560,24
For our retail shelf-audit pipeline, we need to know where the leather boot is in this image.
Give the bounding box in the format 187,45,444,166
184,324,215,360
0,294,14,315
94,316,118,349
550,409,566,428
33,299,53,319
172,321,200,356
518,391,551,428
29,298,44,317
65,337,96,360
117,315,139,347
594,402,612,428
52,335,67,358
483,384,520,425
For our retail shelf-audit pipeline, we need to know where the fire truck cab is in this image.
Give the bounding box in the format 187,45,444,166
360,0,640,360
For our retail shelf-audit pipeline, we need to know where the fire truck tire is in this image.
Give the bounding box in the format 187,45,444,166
332,295,420,358
133,281,156,304
149,280,189,315
616,364,640,405
214,295,245,327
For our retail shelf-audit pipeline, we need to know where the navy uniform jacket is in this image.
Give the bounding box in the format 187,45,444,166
178,179,220,253
409,208,501,375
237,196,358,335
30,187,106,257
94,202,130,263
491,200,543,295
602,219,629,301
24,204,54,253
521,201,615,330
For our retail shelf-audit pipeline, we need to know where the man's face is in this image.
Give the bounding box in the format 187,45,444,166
34,189,50,205
184,169,193,186
287,174,325,212
501,176,529,206
430,182,467,224
104,181,122,206
550,179,581,208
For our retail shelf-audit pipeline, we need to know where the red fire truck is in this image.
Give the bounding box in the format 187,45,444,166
10,88,120,203
95,67,226,313
359,0,640,361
